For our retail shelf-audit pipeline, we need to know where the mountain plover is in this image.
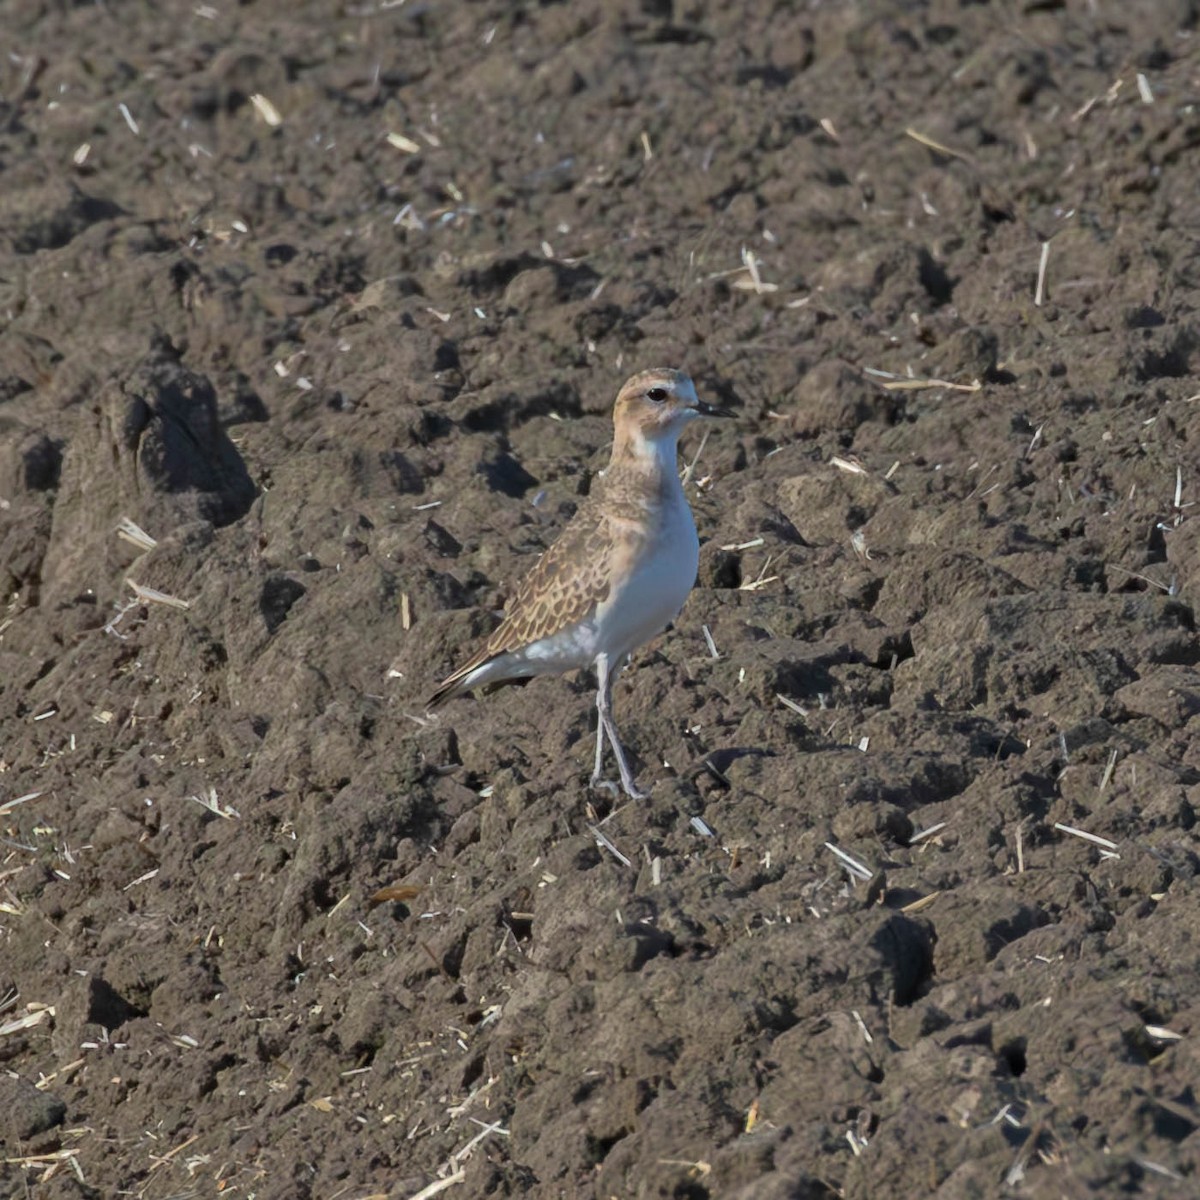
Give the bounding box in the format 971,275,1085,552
428,368,732,798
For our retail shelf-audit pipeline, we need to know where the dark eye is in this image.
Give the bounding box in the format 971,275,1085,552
647,387,668,403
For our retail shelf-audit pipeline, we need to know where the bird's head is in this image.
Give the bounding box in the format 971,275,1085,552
612,369,733,455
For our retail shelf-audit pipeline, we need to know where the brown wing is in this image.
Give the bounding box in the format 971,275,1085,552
427,500,618,706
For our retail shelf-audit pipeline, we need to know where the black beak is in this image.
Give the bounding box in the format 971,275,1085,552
697,398,736,418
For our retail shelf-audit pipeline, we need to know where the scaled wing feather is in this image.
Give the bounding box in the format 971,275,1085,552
427,502,617,705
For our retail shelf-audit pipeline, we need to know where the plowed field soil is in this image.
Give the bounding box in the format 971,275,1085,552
2,2,1200,1197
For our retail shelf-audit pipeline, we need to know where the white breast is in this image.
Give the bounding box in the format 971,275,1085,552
593,488,699,663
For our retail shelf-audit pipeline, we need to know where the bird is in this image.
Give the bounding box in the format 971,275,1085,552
427,367,733,799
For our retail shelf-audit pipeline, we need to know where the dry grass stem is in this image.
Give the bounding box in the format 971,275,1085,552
734,247,778,294
386,131,421,153
877,376,982,393
1144,1024,1182,1041
188,787,240,820
103,598,141,638
1053,822,1119,856
739,553,779,591
451,1118,510,1165
0,1007,54,1037
0,790,43,817
909,822,947,844
122,867,159,891
824,842,873,882
904,126,974,163
1108,563,1173,593
35,1057,85,1088
126,580,191,610
404,1114,508,1198
1034,240,1050,306
658,1159,712,1178
588,825,631,868
681,428,710,487
1136,1159,1183,1181
249,93,282,126
406,1171,467,1200
830,455,868,475
852,1009,873,1044
116,517,157,551
1099,748,1118,791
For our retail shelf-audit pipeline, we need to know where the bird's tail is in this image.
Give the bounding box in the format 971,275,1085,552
426,673,470,709
426,651,531,710
426,643,507,709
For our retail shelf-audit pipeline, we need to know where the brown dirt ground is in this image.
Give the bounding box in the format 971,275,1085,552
2,1,1200,1197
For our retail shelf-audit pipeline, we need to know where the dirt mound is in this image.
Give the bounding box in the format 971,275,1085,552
2,1,1199,1196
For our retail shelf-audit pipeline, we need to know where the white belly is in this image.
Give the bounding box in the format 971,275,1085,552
592,495,699,663
508,494,698,677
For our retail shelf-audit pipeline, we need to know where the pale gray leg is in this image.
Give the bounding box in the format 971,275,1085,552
593,699,608,785
590,653,647,800
589,654,616,794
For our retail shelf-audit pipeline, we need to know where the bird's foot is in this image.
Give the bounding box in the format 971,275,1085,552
617,776,650,801
589,773,647,801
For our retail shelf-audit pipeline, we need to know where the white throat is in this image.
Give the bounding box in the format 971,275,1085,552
624,424,687,475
